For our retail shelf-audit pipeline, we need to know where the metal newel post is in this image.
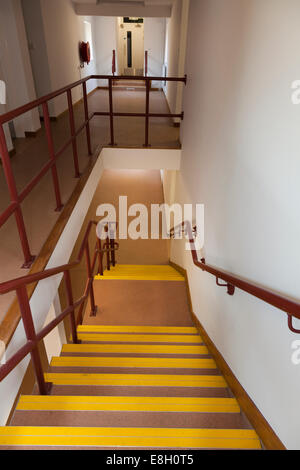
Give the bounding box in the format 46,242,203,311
97,238,103,276
105,226,111,271
82,81,92,156
42,102,64,212
110,238,116,267
112,50,116,76
85,243,97,316
145,51,148,77
67,89,80,178
63,270,80,344
0,124,35,268
16,285,51,395
108,78,115,146
144,79,150,147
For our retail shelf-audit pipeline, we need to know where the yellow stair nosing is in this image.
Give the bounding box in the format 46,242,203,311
18,395,237,405
0,426,258,438
61,344,208,355
50,356,217,369
94,265,185,282
17,395,240,413
76,333,202,344
44,372,228,388
0,427,261,449
96,278,186,280
77,325,198,334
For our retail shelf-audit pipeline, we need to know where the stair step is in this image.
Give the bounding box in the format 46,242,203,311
95,265,185,282
49,384,230,398
50,356,217,370
77,333,202,344
17,396,240,413
45,373,227,388
62,344,209,356
0,427,261,449
77,325,198,334
12,409,248,430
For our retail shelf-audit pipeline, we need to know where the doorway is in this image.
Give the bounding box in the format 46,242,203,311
117,17,144,76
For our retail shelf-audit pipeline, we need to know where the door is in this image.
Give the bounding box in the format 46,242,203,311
118,18,144,76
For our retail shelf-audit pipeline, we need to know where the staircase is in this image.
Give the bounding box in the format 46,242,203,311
0,321,262,449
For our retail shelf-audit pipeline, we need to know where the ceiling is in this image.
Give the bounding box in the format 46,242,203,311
72,0,175,18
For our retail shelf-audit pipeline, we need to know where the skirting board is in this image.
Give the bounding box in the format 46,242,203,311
170,260,286,450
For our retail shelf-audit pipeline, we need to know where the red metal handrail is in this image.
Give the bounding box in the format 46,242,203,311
0,74,186,269
170,221,300,334
0,220,118,394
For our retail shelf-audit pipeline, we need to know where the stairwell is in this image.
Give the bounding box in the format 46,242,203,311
0,265,261,450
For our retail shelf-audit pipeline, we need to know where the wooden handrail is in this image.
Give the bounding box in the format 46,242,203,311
0,220,118,394
170,221,300,333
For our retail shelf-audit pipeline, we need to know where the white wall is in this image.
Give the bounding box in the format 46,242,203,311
102,148,181,170
21,0,52,112
168,0,300,449
144,18,166,88
22,0,98,117
0,0,40,136
95,17,117,87
42,295,66,363
164,0,189,121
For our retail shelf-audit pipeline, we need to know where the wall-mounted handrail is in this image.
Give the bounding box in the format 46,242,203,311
0,220,118,394
0,74,186,269
170,221,300,333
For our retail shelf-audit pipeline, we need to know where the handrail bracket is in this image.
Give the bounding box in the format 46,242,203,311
216,277,235,296
288,315,300,334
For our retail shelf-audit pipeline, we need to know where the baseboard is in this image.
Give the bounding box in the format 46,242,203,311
170,260,286,450
40,115,57,123
24,131,38,138
169,261,193,314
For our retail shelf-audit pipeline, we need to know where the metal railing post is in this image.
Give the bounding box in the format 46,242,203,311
63,270,80,344
67,89,80,178
42,102,64,212
97,238,103,276
0,125,35,268
108,78,115,146
144,79,150,147
110,238,116,267
16,285,52,395
145,51,148,77
112,50,116,76
85,243,97,316
82,81,92,156
105,226,111,271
